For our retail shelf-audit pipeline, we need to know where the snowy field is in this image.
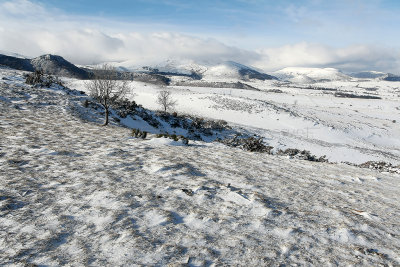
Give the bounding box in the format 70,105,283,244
1,69,400,266
65,70,400,165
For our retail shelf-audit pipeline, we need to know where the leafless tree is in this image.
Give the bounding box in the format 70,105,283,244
85,64,130,126
157,89,177,113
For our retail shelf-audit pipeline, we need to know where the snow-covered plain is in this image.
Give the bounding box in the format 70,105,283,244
1,68,400,266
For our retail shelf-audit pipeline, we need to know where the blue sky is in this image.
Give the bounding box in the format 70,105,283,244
34,0,400,46
1,0,400,72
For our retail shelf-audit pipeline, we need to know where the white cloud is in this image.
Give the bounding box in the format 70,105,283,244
0,27,259,66
254,43,400,73
0,0,399,73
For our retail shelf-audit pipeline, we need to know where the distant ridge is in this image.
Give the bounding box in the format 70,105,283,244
382,73,400,81
274,67,351,83
0,54,34,72
113,59,278,81
349,71,387,79
0,53,89,79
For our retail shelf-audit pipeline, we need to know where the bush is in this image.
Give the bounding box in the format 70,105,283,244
131,129,148,139
131,128,138,137
112,99,138,118
83,99,89,108
358,161,399,173
154,112,231,140
25,70,44,85
219,135,273,153
25,70,64,88
170,134,178,141
277,149,327,162
180,137,189,145
155,132,189,145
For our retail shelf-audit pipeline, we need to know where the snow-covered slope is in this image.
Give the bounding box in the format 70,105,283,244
1,69,399,266
275,67,351,83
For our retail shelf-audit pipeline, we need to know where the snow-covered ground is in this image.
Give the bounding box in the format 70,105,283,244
1,68,400,266
64,70,400,165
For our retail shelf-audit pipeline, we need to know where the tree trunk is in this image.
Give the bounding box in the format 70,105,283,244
103,108,109,126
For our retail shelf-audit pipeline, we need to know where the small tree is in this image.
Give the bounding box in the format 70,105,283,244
157,90,177,113
85,64,130,126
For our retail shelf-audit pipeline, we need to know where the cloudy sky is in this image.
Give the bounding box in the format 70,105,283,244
0,0,400,73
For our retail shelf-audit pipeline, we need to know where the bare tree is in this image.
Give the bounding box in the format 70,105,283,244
157,90,177,113
85,64,130,126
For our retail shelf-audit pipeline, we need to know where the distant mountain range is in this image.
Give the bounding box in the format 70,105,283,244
349,71,387,79
0,53,278,82
1,52,400,83
348,71,400,81
112,59,278,81
273,68,400,83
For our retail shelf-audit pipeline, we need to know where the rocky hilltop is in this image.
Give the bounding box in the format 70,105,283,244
0,53,89,79
30,54,89,79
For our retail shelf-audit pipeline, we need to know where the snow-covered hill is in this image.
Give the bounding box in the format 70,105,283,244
1,68,399,266
275,67,351,83
113,59,277,82
30,54,90,79
0,53,90,79
201,61,277,81
108,59,199,76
